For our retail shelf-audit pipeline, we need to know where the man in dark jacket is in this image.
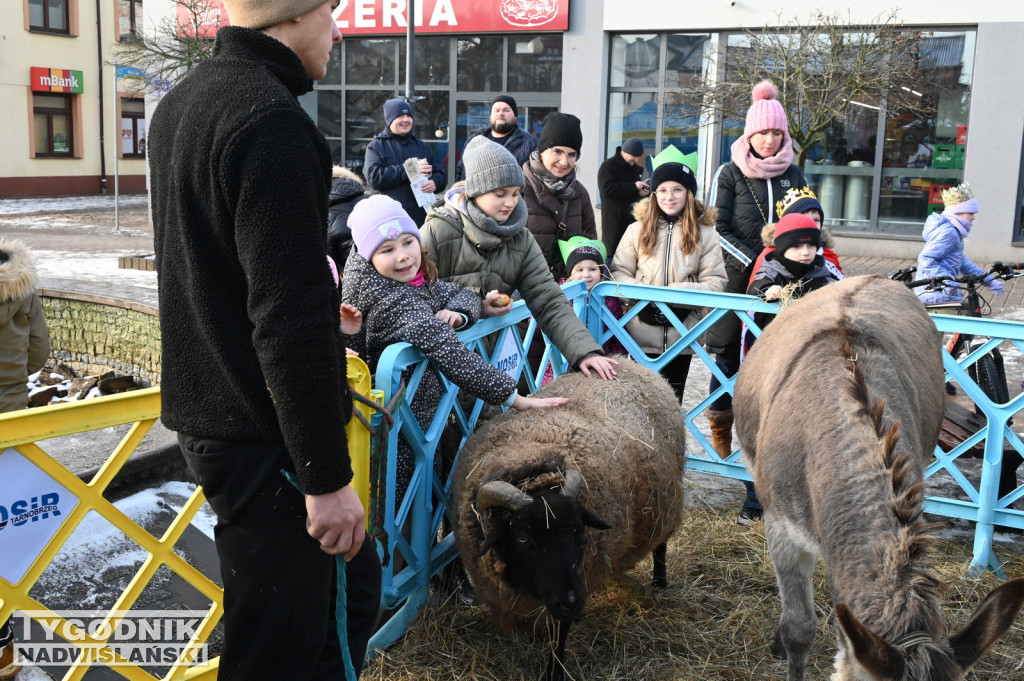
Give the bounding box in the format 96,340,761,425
148,1,379,677
454,94,538,182
597,137,648,258
363,98,445,225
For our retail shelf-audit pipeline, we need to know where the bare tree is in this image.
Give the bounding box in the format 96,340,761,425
112,0,223,94
671,10,935,166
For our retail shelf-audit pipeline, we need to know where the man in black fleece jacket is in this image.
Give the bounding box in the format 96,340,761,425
148,1,379,677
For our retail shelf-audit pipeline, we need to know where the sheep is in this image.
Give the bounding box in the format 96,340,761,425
450,356,686,680
734,275,1024,681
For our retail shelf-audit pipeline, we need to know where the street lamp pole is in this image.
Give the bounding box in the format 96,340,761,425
405,0,415,101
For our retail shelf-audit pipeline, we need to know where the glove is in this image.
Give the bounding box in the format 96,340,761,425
985,276,1005,296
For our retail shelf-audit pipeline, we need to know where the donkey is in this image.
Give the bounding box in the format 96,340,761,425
734,275,1024,681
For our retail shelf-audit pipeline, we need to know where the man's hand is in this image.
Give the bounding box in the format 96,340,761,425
421,180,437,193
418,159,432,176
306,485,365,560
636,181,650,196
578,354,619,380
482,291,513,317
340,303,362,335
435,309,462,327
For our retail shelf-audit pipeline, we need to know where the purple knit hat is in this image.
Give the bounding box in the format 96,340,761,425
349,195,420,258
744,80,789,138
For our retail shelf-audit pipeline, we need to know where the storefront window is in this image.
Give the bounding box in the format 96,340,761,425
607,92,656,165
399,37,450,86
120,98,145,157
721,28,975,235
507,34,562,92
342,90,391,168
29,0,68,33
457,37,503,91
345,39,400,86
608,33,711,163
33,93,72,156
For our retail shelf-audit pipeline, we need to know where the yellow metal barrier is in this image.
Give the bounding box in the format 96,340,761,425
0,355,374,680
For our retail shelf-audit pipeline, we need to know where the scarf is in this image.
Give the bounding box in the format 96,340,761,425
466,195,529,240
408,269,427,287
944,213,974,239
730,136,795,180
528,151,577,201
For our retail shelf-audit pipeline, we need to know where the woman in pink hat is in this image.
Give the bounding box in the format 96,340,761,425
703,80,806,524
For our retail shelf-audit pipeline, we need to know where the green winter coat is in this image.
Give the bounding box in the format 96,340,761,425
421,193,602,368
0,238,51,413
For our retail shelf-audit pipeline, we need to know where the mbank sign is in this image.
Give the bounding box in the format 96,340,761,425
31,67,84,93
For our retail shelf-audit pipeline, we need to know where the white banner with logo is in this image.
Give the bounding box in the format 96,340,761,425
0,448,79,584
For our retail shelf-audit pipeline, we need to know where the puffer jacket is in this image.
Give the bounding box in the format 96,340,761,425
0,238,51,413
420,189,602,368
327,167,367,272
521,161,598,277
363,128,446,225
341,251,515,407
711,161,806,269
916,212,986,304
608,197,727,356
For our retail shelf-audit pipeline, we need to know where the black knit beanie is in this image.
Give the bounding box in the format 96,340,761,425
492,95,518,117
565,245,604,274
649,162,697,196
538,112,583,156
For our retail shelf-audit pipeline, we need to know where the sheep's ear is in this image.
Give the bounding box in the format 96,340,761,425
581,507,611,530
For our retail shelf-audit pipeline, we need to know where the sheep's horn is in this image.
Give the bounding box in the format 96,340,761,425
562,470,582,499
477,481,533,513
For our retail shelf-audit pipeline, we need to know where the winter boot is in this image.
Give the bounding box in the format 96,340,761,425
706,408,734,458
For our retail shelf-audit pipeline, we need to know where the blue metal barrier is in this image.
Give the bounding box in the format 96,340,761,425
366,279,1024,654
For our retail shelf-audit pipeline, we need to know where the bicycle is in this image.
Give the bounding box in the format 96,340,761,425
888,262,1024,510
888,262,1023,407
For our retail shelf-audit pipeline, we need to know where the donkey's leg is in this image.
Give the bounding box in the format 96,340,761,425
765,517,818,681
651,542,668,588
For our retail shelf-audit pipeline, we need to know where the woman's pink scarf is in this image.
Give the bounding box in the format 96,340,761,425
730,135,795,180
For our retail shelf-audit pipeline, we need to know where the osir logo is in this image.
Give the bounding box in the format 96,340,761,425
0,491,62,531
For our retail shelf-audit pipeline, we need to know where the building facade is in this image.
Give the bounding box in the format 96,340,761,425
11,1,1023,261
316,1,1024,260
0,0,147,197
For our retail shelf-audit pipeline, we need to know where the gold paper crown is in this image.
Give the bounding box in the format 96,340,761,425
775,186,818,216
941,183,974,207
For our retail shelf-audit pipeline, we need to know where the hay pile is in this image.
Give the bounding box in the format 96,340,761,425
361,501,1024,680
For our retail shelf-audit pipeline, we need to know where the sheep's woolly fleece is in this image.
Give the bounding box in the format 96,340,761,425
451,356,687,634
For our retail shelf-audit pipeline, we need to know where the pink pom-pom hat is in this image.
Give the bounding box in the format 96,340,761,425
744,79,789,139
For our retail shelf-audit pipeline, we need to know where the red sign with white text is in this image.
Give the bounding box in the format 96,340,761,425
333,0,569,35
176,0,229,39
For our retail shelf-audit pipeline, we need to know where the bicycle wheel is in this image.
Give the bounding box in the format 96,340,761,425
969,350,1010,407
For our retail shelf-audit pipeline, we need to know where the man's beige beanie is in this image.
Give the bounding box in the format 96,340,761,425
222,0,329,30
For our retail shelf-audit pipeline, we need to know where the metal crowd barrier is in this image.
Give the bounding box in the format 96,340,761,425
3,284,1020,672
367,279,1024,654
0,355,375,680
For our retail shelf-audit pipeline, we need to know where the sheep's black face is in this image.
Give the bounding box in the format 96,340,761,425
483,490,610,623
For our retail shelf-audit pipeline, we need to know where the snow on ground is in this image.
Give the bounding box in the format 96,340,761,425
0,195,148,215
33,251,157,288
31,481,216,610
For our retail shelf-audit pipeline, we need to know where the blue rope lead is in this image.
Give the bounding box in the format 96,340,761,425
281,469,358,681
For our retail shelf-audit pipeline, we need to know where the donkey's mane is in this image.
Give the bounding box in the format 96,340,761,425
816,287,941,636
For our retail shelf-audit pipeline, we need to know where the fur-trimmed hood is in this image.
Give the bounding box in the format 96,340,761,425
760,222,835,249
630,195,717,226
0,238,39,303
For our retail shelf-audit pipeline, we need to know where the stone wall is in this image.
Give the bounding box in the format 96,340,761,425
40,292,161,386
